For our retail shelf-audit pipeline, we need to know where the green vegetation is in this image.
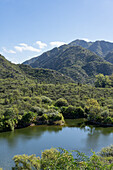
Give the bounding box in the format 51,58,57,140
1,75,113,131
13,145,113,169
95,73,113,87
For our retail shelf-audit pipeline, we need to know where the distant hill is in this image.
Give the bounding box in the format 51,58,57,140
0,54,74,84
69,39,113,57
23,46,113,83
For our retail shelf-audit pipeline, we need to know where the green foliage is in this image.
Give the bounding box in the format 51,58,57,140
40,111,64,125
21,111,36,124
61,105,85,119
13,146,113,170
99,145,113,157
1,76,113,131
13,154,40,170
55,98,68,107
41,96,52,104
95,74,110,87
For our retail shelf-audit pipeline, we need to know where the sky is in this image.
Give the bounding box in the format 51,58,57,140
0,0,113,63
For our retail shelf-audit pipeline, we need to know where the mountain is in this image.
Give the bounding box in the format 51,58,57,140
69,39,92,49
104,52,113,64
23,46,113,83
0,54,74,84
23,44,68,66
69,39,113,57
23,40,113,67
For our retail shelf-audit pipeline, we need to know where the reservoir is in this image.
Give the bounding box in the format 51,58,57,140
0,119,113,169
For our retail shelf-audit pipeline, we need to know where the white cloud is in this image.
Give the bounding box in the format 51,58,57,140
2,47,16,54
82,38,91,42
36,41,47,49
50,41,66,47
14,43,41,53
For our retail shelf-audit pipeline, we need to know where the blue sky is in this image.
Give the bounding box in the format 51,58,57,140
0,0,113,63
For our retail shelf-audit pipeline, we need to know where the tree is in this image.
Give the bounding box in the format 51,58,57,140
55,98,68,107
85,99,101,121
95,74,110,88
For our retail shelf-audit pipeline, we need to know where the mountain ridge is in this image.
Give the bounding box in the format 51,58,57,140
23,45,113,83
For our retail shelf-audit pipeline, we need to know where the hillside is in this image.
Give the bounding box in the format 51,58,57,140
19,64,75,84
0,54,74,84
105,52,113,64
69,39,113,57
23,44,68,66
23,46,113,83
0,54,26,79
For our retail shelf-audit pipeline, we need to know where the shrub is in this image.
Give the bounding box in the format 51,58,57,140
61,105,84,119
31,107,46,116
75,107,85,118
23,96,31,102
21,111,36,124
99,145,113,157
41,114,48,121
41,96,52,104
101,110,110,118
55,98,68,107
103,116,113,124
32,96,41,103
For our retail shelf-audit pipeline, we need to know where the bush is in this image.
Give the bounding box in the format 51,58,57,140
103,116,113,124
31,107,46,116
21,111,36,124
75,107,85,118
41,111,64,122
99,145,113,157
55,98,68,107
101,110,110,118
31,96,41,103
61,105,84,119
41,96,52,104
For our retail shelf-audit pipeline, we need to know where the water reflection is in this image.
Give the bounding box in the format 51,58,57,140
0,126,62,147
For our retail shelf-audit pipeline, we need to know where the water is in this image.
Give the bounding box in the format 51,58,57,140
0,119,113,169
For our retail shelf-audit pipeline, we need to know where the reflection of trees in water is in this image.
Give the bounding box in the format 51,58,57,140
84,126,113,136
83,126,113,153
0,126,62,148
65,119,113,153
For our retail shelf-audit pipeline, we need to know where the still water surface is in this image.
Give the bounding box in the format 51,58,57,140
1,119,113,169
